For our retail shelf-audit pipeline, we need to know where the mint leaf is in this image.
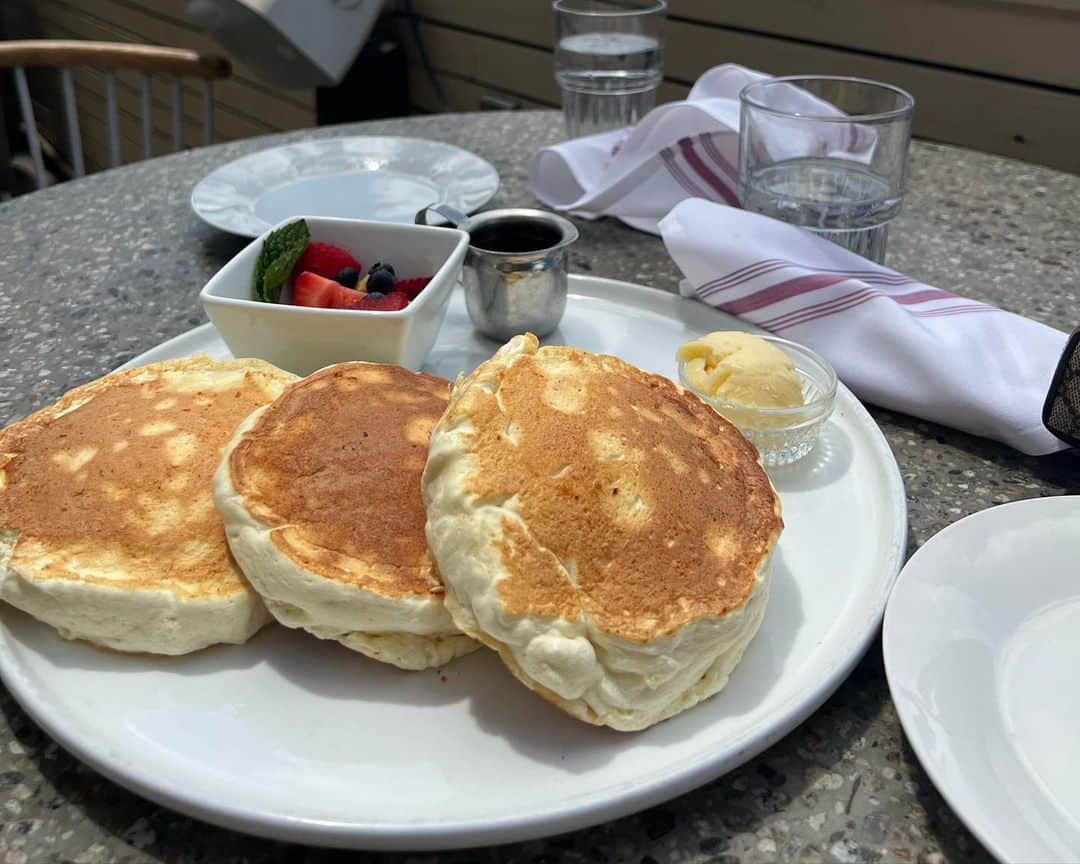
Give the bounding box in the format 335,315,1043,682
252,219,310,302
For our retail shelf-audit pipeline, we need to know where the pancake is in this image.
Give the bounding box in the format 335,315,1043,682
214,362,477,670
0,355,295,654
423,334,783,730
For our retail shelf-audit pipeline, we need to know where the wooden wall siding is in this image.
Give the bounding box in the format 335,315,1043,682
670,0,1080,90
396,0,1080,173
3,1,1075,174
1,0,316,174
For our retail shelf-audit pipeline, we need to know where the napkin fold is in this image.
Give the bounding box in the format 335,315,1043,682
530,63,868,234
659,199,1069,456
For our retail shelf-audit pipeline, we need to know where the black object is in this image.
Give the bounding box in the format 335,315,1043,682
1043,326,1080,448
316,18,407,124
470,218,565,254
367,269,395,294
336,266,359,288
402,0,449,111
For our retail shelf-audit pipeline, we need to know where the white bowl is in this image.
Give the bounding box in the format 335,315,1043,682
199,216,469,375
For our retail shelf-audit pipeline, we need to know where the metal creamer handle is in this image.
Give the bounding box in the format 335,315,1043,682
414,203,468,228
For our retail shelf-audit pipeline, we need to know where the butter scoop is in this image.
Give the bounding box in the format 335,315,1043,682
677,331,804,409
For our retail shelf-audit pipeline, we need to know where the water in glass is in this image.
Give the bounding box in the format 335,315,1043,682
555,31,662,138
740,157,903,264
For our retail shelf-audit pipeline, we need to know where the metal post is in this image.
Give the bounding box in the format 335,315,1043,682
13,67,45,189
60,68,85,178
202,79,214,146
104,71,120,168
141,73,153,159
170,76,183,152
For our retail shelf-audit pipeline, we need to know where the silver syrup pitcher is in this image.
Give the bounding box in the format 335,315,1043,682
416,204,578,341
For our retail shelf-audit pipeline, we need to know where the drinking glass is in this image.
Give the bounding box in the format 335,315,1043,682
553,0,666,139
738,76,914,264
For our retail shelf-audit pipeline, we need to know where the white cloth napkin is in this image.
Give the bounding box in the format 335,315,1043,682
659,198,1069,455
530,63,870,234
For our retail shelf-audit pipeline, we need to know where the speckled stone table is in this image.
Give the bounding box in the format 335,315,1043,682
1,111,1078,864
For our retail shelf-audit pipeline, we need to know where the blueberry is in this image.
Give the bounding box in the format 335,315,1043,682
370,261,395,277
367,269,395,294
366,292,386,300
336,267,359,288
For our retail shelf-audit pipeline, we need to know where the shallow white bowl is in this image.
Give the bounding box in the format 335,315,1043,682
199,216,469,375
884,496,1080,862
677,335,837,467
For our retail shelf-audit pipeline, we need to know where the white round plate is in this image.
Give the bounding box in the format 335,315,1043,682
190,136,499,236
0,276,906,850
884,496,1080,864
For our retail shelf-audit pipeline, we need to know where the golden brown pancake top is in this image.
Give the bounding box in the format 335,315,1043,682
0,356,292,596
456,343,783,642
228,363,450,598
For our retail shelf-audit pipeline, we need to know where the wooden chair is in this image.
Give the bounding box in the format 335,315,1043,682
0,40,231,189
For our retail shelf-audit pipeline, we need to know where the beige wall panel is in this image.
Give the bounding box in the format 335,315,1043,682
1,0,316,172
407,64,551,114
30,0,315,123
669,0,1080,89
49,0,316,109
400,19,561,106
405,0,1080,90
663,19,1079,171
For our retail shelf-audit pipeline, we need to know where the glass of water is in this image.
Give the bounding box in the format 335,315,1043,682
738,76,914,264
553,0,666,140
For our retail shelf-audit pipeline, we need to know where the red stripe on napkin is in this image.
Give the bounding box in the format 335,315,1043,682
660,148,711,198
913,304,998,319
761,287,881,330
698,133,738,184
762,288,987,331
677,138,740,206
700,261,918,297
719,272,853,315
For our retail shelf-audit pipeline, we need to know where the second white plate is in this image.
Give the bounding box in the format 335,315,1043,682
191,136,500,236
0,276,907,850
885,495,1080,863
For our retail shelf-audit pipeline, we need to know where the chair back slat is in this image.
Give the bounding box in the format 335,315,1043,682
13,67,45,190
202,79,214,147
59,69,85,178
170,76,183,153
0,41,230,79
104,71,121,168
140,73,153,160
2,42,228,188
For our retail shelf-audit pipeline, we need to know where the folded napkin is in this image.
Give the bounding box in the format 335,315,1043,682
659,199,1069,456
530,64,867,234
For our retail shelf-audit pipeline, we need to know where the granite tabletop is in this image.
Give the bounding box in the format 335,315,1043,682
0,111,1078,864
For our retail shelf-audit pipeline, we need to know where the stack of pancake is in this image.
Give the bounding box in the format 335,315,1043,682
0,335,782,730
0,356,294,654
214,362,476,670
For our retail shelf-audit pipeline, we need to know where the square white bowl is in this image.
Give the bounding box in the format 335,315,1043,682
199,216,469,375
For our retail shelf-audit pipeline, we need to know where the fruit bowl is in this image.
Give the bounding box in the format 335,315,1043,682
199,216,469,375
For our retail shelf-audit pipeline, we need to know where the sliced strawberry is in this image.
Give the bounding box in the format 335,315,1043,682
396,276,431,300
335,286,373,309
293,271,344,308
357,290,409,311
291,242,362,281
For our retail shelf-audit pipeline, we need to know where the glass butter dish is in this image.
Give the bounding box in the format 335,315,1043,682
678,334,837,467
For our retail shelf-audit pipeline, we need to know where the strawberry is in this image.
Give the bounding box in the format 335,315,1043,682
335,285,368,308
357,290,409,311
291,242,361,281
293,271,344,308
396,276,431,300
